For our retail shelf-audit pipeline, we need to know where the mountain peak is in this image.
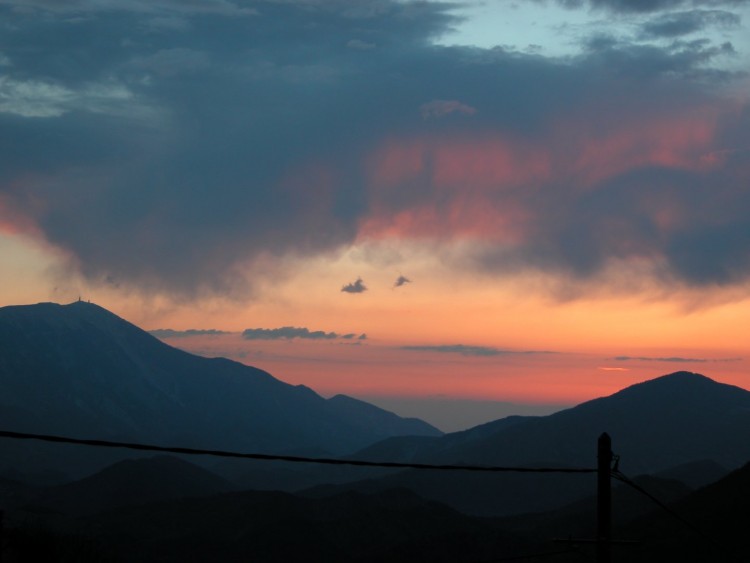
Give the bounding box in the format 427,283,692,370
653,371,712,382
1,300,123,323
614,371,743,398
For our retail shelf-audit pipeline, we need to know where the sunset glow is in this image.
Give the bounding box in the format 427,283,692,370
1,0,749,429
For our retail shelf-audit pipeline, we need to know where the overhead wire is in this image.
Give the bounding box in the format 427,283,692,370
0,429,597,474
473,546,582,561
8,429,743,561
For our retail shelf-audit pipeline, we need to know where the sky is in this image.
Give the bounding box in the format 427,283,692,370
1,0,749,431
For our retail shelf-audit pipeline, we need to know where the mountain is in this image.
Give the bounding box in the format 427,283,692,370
309,372,750,516
433,371,750,472
0,301,440,480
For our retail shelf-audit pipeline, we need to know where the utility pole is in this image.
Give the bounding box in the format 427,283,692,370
597,433,612,563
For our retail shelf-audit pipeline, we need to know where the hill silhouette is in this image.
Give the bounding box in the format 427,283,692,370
25,456,234,516
5,487,534,563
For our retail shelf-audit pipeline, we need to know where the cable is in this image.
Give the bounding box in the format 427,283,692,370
0,430,597,474
475,547,581,561
611,470,744,563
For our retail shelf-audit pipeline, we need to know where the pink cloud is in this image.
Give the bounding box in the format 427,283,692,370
359,103,732,251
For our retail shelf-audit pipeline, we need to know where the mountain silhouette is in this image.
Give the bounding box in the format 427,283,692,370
0,301,439,480
310,371,750,516
350,371,750,472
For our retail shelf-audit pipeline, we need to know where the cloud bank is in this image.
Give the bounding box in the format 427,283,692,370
0,0,748,301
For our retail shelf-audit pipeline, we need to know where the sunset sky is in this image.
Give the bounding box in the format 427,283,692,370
1,0,749,430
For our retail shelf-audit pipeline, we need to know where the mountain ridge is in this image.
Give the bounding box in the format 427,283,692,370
0,301,440,480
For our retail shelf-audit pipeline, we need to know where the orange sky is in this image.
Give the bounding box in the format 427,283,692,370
4,229,747,420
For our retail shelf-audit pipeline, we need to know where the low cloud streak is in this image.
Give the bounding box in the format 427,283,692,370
149,328,230,338
614,355,742,362
402,344,554,357
242,326,366,341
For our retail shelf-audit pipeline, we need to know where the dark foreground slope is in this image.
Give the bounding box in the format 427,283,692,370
617,460,750,562
0,301,439,481
6,454,747,563
4,487,533,563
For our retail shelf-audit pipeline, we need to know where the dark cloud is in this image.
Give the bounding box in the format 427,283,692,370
614,355,742,362
402,345,552,357
341,278,368,294
640,9,741,38
149,328,230,338
0,0,748,299
394,275,411,287
242,326,340,340
0,0,459,297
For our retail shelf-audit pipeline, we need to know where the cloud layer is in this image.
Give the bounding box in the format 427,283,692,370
149,328,230,338
0,0,748,300
402,344,552,357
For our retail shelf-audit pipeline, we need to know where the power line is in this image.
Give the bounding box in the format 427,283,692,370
475,547,582,562
0,429,597,474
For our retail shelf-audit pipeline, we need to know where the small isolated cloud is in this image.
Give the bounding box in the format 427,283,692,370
149,328,230,338
599,366,630,371
402,344,550,357
242,326,339,340
341,277,367,293
341,333,368,340
420,99,477,120
394,275,411,288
